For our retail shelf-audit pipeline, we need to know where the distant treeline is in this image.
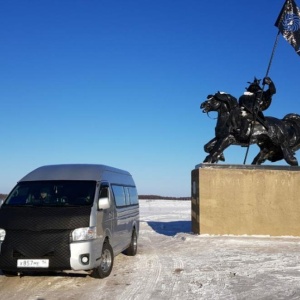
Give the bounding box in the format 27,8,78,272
138,195,190,200
0,193,190,201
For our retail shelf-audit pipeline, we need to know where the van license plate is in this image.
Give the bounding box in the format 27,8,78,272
17,259,49,268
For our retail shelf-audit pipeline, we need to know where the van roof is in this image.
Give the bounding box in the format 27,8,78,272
20,164,131,182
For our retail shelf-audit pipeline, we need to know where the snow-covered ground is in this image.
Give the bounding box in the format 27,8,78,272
1,200,300,299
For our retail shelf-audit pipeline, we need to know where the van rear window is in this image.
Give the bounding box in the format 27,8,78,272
4,181,96,207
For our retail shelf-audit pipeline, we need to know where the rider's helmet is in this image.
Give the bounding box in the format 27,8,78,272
246,77,262,93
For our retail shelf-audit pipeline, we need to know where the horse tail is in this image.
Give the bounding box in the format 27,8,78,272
283,113,300,122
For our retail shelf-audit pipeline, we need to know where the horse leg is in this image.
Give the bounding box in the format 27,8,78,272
204,136,234,163
203,138,225,162
281,144,298,166
206,152,225,162
204,138,217,153
252,148,268,165
203,138,216,163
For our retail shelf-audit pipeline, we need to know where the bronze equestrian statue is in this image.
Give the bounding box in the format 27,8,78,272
200,77,300,166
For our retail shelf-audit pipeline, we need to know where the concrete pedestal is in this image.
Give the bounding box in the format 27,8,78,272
191,164,300,236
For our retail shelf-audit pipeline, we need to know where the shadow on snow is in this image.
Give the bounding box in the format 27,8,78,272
147,220,191,236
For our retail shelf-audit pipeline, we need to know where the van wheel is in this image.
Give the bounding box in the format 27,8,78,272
124,229,137,256
91,241,114,278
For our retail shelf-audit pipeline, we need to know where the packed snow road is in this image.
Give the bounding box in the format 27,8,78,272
0,200,300,300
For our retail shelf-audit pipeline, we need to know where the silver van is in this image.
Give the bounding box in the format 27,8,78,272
0,164,139,278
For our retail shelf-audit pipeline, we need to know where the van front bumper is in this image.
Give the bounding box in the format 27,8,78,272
70,238,103,271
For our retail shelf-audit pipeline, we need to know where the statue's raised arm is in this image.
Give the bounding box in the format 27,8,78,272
261,76,276,111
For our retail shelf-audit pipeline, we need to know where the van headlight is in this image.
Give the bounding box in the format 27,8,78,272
0,229,6,241
71,227,96,242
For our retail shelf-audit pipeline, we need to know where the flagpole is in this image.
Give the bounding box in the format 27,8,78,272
265,30,281,78
243,30,281,165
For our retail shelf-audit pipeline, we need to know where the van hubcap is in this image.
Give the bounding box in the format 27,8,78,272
100,249,112,272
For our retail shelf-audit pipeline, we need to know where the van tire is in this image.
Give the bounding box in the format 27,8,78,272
124,229,137,256
91,241,114,279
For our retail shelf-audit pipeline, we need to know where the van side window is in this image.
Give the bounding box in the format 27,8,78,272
111,185,138,207
124,187,130,205
111,185,126,207
128,187,138,205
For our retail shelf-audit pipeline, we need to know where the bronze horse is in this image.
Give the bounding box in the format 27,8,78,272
200,92,300,166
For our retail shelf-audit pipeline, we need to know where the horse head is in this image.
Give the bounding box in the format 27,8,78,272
200,92,238,114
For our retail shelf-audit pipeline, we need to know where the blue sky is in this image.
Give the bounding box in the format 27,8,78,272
1,0,299,196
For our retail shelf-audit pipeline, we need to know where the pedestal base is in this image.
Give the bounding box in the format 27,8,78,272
191,164,300,236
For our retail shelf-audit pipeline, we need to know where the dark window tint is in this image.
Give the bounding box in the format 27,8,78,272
5,181,96,207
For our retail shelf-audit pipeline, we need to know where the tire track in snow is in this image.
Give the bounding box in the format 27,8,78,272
119,233,185,299
163,250,185,299
119,236,162,300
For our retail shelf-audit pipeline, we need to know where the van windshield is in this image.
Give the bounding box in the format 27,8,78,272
4,181,96,207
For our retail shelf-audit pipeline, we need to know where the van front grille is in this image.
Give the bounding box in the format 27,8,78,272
0,229,71,270
13,250,25,258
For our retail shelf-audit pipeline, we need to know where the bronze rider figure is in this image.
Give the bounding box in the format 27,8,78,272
238,77,276,140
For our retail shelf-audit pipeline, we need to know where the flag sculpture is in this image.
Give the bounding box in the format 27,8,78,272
275,0,300,55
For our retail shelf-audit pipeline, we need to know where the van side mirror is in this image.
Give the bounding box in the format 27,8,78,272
98,197,110,210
